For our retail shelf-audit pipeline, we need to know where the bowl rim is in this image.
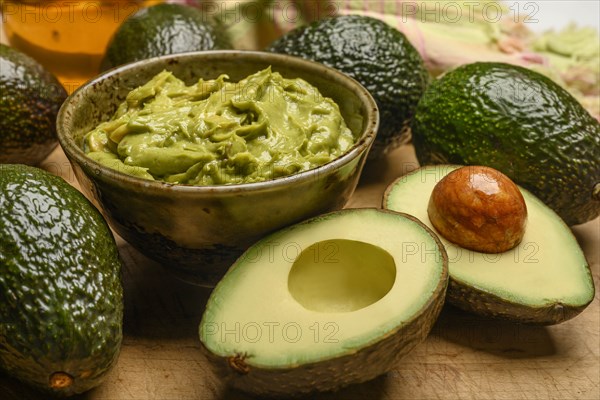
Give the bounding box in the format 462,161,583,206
57,50,379,194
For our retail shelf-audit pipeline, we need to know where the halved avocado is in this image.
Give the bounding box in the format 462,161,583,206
383,165,595,325
199,208,448,397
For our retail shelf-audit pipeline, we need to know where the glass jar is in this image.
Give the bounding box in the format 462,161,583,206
1,0,162,92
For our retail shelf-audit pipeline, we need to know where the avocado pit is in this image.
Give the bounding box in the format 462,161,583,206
427,166,527,253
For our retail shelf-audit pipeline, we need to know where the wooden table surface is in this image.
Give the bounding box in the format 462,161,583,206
1,144,598,400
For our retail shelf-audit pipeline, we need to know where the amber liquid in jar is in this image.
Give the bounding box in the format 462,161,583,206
2,0,161,92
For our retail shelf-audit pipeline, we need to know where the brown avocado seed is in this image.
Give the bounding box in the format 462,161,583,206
427,166,527,253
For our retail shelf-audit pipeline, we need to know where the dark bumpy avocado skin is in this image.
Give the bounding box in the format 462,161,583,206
101,3,232,70
266,15,429,157
0,165,123,396
0,45,67,165
412,62,600,226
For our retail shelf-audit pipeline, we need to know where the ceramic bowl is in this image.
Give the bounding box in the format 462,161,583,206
57,50,378,286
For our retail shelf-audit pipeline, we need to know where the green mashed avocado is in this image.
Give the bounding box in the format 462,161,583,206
84,67,355,185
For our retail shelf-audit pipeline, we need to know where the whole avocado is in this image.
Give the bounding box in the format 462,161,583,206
266,15,429,157
0,165,123,396
101,3,232,70
411,62,600,225
0,44,67,165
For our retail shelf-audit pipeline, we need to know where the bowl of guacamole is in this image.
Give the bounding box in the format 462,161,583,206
57,51,378,286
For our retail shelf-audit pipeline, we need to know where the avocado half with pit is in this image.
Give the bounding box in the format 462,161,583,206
199,208,448,397
383,165,595,325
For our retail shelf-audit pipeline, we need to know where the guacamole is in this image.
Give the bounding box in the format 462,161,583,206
84,67,355,185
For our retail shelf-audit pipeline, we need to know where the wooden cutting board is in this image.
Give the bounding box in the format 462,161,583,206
1,145,599,400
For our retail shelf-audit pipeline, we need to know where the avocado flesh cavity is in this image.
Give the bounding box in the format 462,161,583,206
200,208,448,397
288,239,396,313
384,165,595,324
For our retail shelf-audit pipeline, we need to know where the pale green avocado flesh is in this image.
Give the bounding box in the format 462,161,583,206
200,208,446,369
384,165,594,314
83,67,355,185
